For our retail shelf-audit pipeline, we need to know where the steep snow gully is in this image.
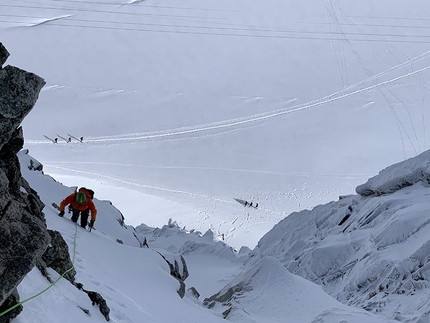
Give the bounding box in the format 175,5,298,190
17,146,430,323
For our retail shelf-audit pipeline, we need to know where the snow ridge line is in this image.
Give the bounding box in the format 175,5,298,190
41,161,372,179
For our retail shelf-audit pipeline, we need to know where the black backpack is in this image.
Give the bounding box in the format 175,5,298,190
80,187,94,199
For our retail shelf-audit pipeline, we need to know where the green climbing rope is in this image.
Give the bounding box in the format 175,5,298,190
0,222,79,317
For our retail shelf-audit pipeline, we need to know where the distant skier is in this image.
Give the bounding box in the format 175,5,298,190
58,187,97,229
80,136,84,142
68,137,71,143
54,138,58,143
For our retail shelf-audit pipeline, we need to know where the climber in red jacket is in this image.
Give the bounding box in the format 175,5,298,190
58,187,97,229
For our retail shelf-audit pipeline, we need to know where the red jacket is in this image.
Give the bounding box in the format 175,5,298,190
60,189,97,221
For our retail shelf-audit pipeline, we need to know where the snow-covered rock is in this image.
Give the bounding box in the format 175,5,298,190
204,257,398,323
247,150,430,322
356,149,430,196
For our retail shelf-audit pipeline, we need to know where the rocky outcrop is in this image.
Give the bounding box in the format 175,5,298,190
0,289,21,323
0,42,49,322
37,230,77,284
82,289,110,321
0,43,8,69
156,251,189,298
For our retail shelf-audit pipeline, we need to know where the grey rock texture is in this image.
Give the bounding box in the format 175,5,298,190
0,64,45,152
0,43,9,69
37,230,77,284
0,42,49,320
187,287,200,299
83,289,111,321
0,289,22,323
157,252,189,298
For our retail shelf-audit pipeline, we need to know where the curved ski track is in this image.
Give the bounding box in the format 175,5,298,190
26,51,430,147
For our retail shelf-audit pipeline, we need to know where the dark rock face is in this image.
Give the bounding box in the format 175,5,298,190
83,289,110,321
37,230,77,284
0,42,49,318
0,65,45,153
0,289,22,323
0,43,9,69
157,252,189,298
73,283,110,322
187,287,200,299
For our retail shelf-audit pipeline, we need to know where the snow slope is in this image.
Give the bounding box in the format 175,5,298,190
14,150,401,323
2,0,430,248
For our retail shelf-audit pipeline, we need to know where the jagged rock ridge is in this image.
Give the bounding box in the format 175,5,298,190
0,42,49,323
0,42,112,323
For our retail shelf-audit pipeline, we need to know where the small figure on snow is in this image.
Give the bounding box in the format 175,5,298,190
80,137,84,142
54,138,58,143
142,237,149,248
58,187,97,229
244,201,248,207
68,137,72,143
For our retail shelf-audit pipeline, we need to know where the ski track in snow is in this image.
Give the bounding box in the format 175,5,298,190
26,14,74,27
26,52,430,146
41,84,67,91
41,161,371,179
120,0,146,6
